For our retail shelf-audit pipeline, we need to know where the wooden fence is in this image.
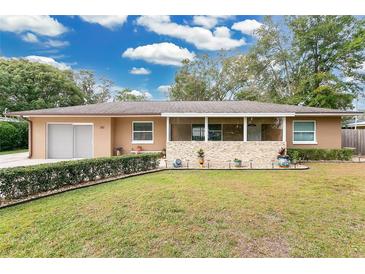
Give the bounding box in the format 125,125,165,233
342,129,365,155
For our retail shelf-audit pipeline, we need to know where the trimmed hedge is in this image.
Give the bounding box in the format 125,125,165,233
0,153,160,200
287,148,354,161
0,121,28,151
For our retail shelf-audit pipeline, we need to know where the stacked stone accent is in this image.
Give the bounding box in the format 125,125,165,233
166,141,286,168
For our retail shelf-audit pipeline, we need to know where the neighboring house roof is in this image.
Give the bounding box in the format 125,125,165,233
6,100,362,117
346,121,365,127
0,116,22,122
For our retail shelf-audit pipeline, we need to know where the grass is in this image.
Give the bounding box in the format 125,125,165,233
0,148,28,155
0,163,364,258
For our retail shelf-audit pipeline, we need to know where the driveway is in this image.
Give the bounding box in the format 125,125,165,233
0,152,72,169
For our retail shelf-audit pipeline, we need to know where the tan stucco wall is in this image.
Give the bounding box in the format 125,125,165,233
29,115,342,159
30,117,112,159
112,117,166,154
286,116,342,149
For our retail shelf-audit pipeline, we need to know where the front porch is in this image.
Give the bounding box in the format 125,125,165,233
164,116,288,168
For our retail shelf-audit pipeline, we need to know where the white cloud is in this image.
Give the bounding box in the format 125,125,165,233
129,67,151,75
232,19,263,36
0,16,68,37
213,26,231,38
192,16,232,29
19,32,69,48
122,42,195,66
136,16,245,51
79,16,127,30
129,89,153,99
44,39,70,48
23,55,71,70
157,85,171,94
21,32,39,43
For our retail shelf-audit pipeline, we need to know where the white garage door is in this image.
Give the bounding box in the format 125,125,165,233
74,125,93,158
47,124,93,159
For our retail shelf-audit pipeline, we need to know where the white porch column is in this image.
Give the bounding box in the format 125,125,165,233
166,117,170,142
204,116,208,142
282,117,287,142
243,117,248,142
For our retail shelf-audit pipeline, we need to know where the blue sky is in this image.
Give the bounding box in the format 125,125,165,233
0,15,264,99
0,15,364,109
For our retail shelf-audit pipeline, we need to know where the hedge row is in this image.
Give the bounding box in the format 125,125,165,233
0,153,160,200
0,121,28,151
287,148,354,161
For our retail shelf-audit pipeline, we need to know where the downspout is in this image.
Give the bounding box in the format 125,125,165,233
21,116,33,159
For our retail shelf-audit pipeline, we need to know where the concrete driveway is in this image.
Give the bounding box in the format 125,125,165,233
0,152,72,169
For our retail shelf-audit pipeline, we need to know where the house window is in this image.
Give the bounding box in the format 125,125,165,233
293,121,316,144
192,124,204,141
132,121,153,144
208,124,222,141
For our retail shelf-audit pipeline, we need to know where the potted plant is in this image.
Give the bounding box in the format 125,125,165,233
114,147,123,156
233,158,242,167
277,147,290,168
160,148,166,159
197,148,205,168
136,145,143,154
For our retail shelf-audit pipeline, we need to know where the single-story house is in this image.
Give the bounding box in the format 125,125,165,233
7,100,361,167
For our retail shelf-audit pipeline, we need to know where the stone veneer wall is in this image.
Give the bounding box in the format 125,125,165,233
166,141,286,168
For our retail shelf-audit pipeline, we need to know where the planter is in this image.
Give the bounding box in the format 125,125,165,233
114,147,123,156
233,160,242,167
277,156,290,168
136,146,143,154
198,157,204,168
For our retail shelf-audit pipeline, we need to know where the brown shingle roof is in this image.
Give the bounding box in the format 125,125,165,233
6,100,361,116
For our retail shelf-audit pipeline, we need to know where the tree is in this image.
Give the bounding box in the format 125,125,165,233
114,88,149,102
235,17,297,104
74,70,112,104
288,16,365,109
0,59,85,114
170,53,249,101
235,16,365,109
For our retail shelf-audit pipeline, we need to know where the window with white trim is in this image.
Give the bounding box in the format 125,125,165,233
293,121,316,144
132,122,153,144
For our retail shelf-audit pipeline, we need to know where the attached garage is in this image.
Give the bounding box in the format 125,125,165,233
47,123,93,159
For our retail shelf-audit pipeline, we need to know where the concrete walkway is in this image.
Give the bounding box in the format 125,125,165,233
0,152,72,169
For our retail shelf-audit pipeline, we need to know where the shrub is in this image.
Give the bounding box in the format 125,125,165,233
0,121,28,151
12,122,28,148
0,122,18,151
0,153,160,200
287,148,353,161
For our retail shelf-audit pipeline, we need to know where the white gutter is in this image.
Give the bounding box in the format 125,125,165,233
294,113,361,117
161,113,296,117
13,112,361,118
19,114,162,118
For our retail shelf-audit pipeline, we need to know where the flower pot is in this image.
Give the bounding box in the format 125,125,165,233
198,157,204,167
136,146,142,154
277,156,290,168
233,160,241,167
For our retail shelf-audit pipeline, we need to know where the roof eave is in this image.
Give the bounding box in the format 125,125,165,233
161,112,296,117
295,112,362,116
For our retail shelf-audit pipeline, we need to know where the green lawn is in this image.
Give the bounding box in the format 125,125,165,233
0,163,364,258
0,149,28,155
